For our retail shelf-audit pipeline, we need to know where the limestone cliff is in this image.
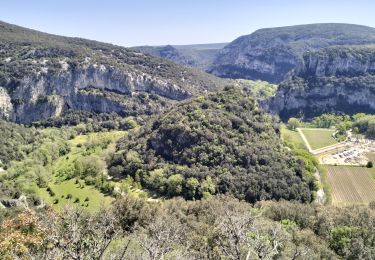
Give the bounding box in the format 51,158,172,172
0,87,12,120
210,23,375,83
267,46,375,120
0,21,225,123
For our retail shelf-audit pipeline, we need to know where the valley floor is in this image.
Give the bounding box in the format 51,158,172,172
291,127,375,206
325,165,375,205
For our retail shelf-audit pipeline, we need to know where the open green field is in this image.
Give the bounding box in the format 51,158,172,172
37,130,127,212
38,179,113,212
300,128,337,150
281,125,306,149
325,165,375,206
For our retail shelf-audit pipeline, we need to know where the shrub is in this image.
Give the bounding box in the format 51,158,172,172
66,194,72,199
74,198,80,203
47,187,55,197
367,161,373,168
53,198,59,204
84,176,96,185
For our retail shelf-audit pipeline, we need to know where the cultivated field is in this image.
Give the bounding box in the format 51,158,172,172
300,128,337,150
325,165,375,205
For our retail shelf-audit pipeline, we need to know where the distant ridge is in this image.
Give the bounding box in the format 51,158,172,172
209,23,375,82
0,20,226,123
131,43,227,70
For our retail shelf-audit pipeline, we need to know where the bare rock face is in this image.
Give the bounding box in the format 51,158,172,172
210,45,299,83
267,46,375,120
300,47,375,77
5,64,197,123
0,87,12,120
0,21,225,124
209,24,375,83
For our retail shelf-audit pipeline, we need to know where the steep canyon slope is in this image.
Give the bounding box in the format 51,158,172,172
209,23,375,83
267,45,375,120
0,21,225,123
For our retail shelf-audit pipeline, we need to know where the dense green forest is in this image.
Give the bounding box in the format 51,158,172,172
108,87,314,202
32,110,139,132
0,121,40,166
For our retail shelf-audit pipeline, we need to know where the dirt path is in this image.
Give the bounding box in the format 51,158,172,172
313,142,348,155
297,128,313,152
297,128,347,155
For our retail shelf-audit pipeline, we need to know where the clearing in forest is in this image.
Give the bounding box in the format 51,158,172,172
325,165,375,205
37,131,127,212
280,126,306,149
299,128,337,150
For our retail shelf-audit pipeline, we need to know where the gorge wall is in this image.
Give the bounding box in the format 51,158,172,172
0,21,225,123
267,46,375,120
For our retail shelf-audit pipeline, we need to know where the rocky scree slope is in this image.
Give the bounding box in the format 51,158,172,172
0,21,226,123
209,23,375,83
266,45,375,120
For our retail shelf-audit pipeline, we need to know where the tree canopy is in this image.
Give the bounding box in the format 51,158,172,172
109,87,312,203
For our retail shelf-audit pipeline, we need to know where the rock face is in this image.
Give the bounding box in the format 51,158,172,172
267,46,375,120
0,87,12,120
0,21,226,123
209,24,375,83
300,47,375,77
8,65,195,123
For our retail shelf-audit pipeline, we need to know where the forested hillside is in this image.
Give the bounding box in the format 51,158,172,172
0,121,40,166
1,16,375,260
109,87,314,202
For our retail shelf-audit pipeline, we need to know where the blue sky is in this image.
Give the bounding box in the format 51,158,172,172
0,0,374,46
